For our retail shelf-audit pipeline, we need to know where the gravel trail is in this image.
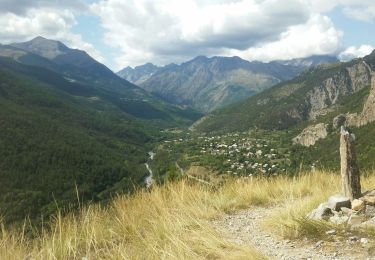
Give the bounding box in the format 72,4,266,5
211,206,373,260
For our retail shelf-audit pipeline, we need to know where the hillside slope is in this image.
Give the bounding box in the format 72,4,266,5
0,39,201,223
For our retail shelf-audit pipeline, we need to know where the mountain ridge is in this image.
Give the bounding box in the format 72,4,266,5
118,55,338,112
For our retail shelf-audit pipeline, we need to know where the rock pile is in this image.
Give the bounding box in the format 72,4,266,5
308,191,375,228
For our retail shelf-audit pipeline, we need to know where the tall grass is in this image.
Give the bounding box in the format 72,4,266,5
1,170,374,259
266,170,375,240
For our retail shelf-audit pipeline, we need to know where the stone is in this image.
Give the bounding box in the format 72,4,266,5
348,214,366,227
329,215,349,225
360,217,375,228
333,114,347,129
327,194,351,211
307,203,334,220
362,194,375,206
365,205,375,216
352,199,365,211
326,229,336,235
340,127,361,201
341,207,355,215
292,123,328,147
360,238,369,244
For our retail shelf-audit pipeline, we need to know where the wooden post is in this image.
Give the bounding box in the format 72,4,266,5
340,126,361,201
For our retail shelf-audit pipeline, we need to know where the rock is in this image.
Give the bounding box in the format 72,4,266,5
333,114,347,129
307,203,334,220
329,215,349,225
315,240,323,248
326,229,336,235
352,199,366,211
360,217,375,228
341,207,355,215
362,194,375,206
348,214,366,227
360,238,369,244
327,194,351,211
365,205,375,216
292,123,328,147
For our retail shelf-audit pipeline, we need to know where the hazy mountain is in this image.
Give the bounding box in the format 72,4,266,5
118,63,160,85
118,55,338,112
275,55,339,68
11,36,115,80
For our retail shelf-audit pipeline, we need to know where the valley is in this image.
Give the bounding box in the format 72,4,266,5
1,36,375,260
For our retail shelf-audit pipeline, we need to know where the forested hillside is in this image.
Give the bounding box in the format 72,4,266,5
0,39,200,223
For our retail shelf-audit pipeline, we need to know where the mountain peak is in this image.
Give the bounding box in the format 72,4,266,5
11,36,69,60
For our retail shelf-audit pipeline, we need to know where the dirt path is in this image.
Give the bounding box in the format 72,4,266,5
211,206,371,260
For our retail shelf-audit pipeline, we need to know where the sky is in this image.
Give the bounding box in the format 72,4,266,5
0,0,374,71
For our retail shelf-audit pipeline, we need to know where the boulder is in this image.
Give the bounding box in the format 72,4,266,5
352,199,365,211
341,207,355,215
308,203,334,220
348,214,366,227
362,194,375,206
329,215,349,225
327,195,351,211
365,205,375,217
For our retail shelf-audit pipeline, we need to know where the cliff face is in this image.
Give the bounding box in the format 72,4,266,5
306,61,372,120
335,73,375,127
293,123,328,147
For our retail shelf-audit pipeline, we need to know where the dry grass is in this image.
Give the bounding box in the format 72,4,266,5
265,170,375,240
1,170,375,259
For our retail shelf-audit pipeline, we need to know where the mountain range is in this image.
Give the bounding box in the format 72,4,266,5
118,55,338,112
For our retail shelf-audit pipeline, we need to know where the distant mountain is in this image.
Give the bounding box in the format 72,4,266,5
275,55,339,68
11,36,115,80
195,51,375,133
118,63,160,85
118,55,338,112
0,37,201,223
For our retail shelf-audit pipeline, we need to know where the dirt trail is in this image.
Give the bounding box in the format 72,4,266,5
211,206,372,260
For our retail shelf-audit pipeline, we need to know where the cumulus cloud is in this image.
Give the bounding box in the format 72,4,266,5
229,14,343,61
305,0,375,14
338,45,374,61
0,1,104,63
0,0,87,15
91,0,313,69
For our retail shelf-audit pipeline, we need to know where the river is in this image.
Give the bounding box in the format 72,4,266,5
144,151,155,188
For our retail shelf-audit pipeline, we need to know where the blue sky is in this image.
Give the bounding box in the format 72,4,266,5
0,0,374,71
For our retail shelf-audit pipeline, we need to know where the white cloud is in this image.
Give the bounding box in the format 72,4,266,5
0,0,87,14
230,14,343,61
343,5,375,22
91,0,312,69
0,3,104,63
338,45,374,61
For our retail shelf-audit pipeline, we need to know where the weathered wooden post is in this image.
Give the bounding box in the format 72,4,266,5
340,126,361,201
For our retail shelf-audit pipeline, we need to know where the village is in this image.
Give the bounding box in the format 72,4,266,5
161,131,293,177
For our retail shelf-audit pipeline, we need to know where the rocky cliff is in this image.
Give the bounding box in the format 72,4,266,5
333,73,375,128
293,123,328,147
194,50,375,133
306,61,372,120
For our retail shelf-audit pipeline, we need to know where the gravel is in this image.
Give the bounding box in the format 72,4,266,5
210,206,372,259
